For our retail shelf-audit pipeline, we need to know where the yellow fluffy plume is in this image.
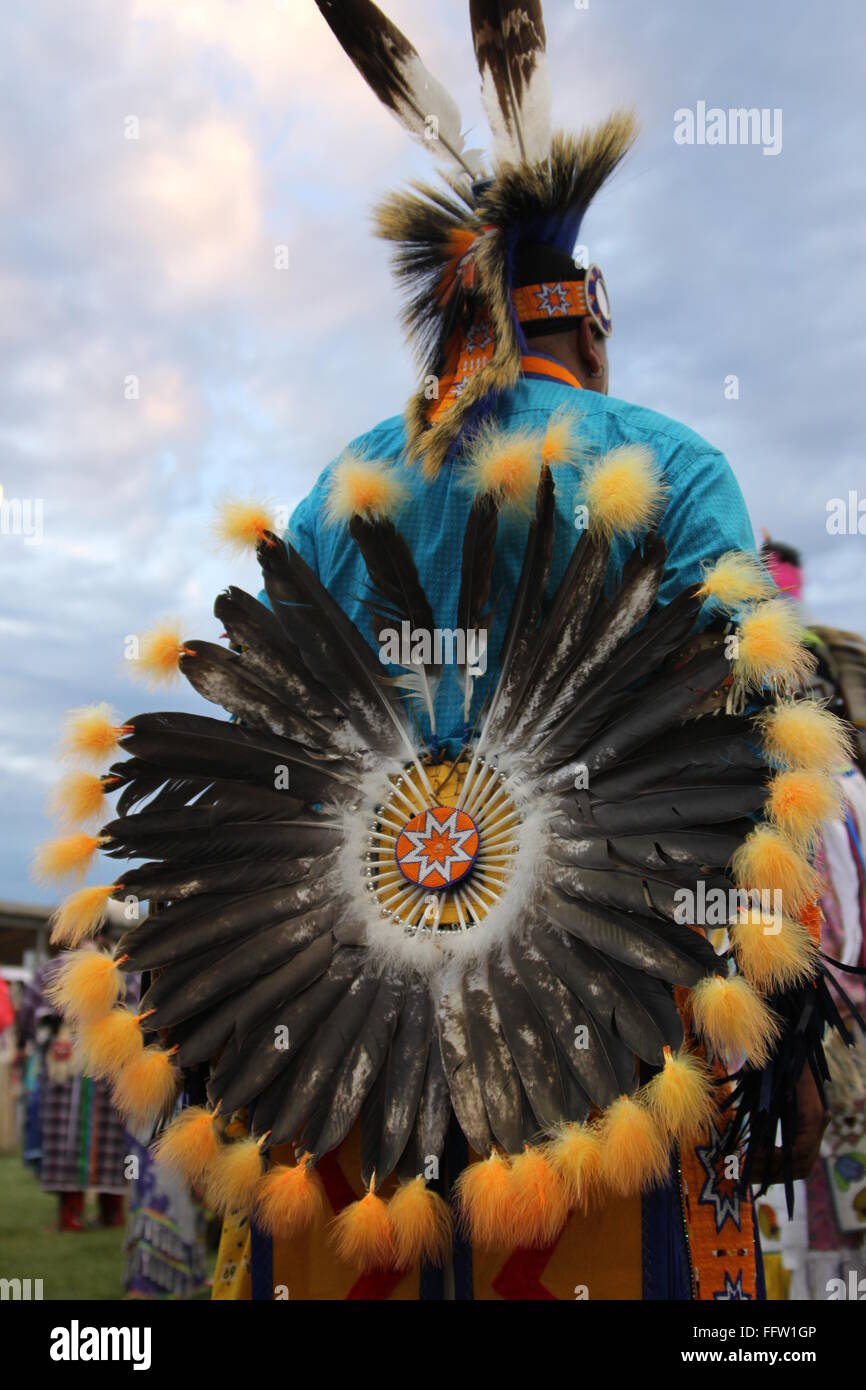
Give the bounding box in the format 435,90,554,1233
255,1160,325,1238
508,1145,569,1246
32,832,108,884
729,909,818,991
734,600,815,689
45,950,124,1023
77,1006,145,1079
464,425,541,513
453,1150,514,1248
767,769,842,845
206,1136,267,1214
583,445,666,540
214,497,275,554
545,1123,603,1209
388,1177,453,1269
49,884,117,947
731,824,819,915
759,699,854,773
48,772,115,829
597,1094,670,1196
112,1046,179,1124
644,1048,716,1141
541,409,584,469
690,974,780,1067
324,452,408,525
331,1184,393,1271
61,703,130,766
152,1106,220,1185
132,621,193,687
697,551,775,609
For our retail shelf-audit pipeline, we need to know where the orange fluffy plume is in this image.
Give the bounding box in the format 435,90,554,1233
545,1123,603,1209
77,1006,145,1079
597,1095,670,1196
697,551,774,610
758,699,854,772
508,1145,569,1246
324,452,408,525
61,703,131,766
690,974,780,1067
45,949,124,1023
132,621,195,687
464,424,542,513
643,1048,716,1141
255,1160,325,1238
48,772,115,829
49,884,117,947
112,1047,179,1124
766,769,842,845
207,1135,268,1214
734,600,815,689
583,445,667,540
729,909,818,991
331,1182,393,1271
388,1177,453,1269
32,832,109,884
453,1151,514,1248
731,825,819,915
214,497,275,554
152,1106,220,1185
541,409,584,469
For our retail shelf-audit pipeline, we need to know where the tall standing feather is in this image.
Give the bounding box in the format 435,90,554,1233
314,0,480,176
258,533,436,800
456,494,499,728
459,464,554,809
469,0,551,164
350,514,443,737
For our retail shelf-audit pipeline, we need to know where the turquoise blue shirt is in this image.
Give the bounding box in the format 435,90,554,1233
276,377,755,748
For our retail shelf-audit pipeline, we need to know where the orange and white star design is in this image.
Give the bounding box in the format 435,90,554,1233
395,805,480,889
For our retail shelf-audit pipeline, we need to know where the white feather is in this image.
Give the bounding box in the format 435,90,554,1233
384,664,442,736
476,14,552,166
519,50,552,163
394,54,485,176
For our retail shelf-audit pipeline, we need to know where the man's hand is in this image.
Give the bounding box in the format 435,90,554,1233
765,1066,830,1183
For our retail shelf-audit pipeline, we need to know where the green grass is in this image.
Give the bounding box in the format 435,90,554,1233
0,1153,129,1299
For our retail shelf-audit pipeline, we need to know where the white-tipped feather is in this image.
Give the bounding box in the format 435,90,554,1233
393,53,484,176
315,0,482,178
470,0,551,165
383,665,442,737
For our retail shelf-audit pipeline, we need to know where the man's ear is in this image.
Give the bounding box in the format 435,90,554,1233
576,317,604,379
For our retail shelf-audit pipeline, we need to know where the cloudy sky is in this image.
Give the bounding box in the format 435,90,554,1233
2,0,864,910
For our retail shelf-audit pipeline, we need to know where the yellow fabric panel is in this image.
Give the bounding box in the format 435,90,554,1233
214,1129,420,1300
270,1131,419,1300
471,1193,643,1300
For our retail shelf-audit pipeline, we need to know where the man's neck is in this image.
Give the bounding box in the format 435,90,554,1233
523,336,592,392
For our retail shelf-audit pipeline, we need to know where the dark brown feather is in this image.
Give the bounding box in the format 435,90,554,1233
469,0,548,161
